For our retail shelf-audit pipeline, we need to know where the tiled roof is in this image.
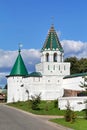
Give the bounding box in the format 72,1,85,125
29,72,42,77
9,50,28,76
63,72,87,79
41,25,64,52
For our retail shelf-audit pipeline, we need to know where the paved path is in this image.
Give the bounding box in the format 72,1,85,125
0,104,73,130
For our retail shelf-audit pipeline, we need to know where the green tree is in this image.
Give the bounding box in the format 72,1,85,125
79,58,87,73
31,93,41,110
64,57,87,74
65,101,77,122
80,76,87,90
64,57,80,74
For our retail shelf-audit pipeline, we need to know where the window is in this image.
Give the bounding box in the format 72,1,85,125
48,65,50,70
53,65,55,70
48,80,50,82
46,53,49,62
53,53,57,62
59,65,60,70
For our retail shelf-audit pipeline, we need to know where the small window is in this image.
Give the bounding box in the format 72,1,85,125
46,53,49,62
59,65,60,70
39,78,40,82
48,80,50,82
64,65,66,70
53,53,57,62
53,65,55,70
48,65,50,70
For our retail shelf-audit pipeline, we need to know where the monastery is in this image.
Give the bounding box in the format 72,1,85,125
7,25,86,103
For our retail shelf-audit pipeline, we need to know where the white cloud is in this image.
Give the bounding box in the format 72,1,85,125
0,72,7,87
0,49,17,68
0,49,40,68
61,40,87,58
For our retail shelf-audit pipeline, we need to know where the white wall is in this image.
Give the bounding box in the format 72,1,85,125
7,76,25,103
63,76,84,91
36,62,70,76
58,97,87,111
7,75,64,103
24,76,64,100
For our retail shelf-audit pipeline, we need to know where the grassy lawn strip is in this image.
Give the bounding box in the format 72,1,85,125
7,100,65,115
50,118,87,130
7,101,85,117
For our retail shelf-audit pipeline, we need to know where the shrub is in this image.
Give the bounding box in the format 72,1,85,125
45,102,49,111
31,93,41,110
54,99,58,108
65,101,77,122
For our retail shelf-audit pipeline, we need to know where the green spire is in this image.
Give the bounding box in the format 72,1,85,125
10,49,28,76
41,25,64,52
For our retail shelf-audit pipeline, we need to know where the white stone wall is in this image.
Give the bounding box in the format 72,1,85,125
36,62,70,76
24,76,64,100
7,76,25,103
7,74,85,103
63,76,84,91
7,75,64,103
58,97,87,111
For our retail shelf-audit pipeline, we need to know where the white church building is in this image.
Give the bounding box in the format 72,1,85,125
7,25,86,106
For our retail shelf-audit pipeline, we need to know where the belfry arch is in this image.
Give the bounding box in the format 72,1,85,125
53,53,57,62
46,53,49,62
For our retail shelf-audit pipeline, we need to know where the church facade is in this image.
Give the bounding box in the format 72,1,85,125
7,25,85,103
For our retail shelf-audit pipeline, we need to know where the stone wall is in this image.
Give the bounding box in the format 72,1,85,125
58,96,87,111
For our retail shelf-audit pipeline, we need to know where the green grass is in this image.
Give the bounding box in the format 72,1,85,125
7,100,65,115
50,118,87,130
7,100,85,117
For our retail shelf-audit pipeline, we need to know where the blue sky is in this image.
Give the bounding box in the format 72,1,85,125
1,0,87,87
0,0,87,50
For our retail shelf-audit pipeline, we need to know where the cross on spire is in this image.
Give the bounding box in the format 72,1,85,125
18,43,23,53
51,16,54,26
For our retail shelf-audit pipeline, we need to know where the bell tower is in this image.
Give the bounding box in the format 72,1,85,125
41,25,64,63
36,25,70,76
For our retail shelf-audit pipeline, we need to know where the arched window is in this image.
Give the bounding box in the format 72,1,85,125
53,53,57,62
46,53,49,62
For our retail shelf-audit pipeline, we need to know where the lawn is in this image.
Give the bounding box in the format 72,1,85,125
7,100,85,116
7,100,65,115
50,118,87,130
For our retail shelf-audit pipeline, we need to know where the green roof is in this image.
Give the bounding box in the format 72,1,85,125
10,50,28,76
63,72,87,79
29,72,42,77
41,25,64,52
